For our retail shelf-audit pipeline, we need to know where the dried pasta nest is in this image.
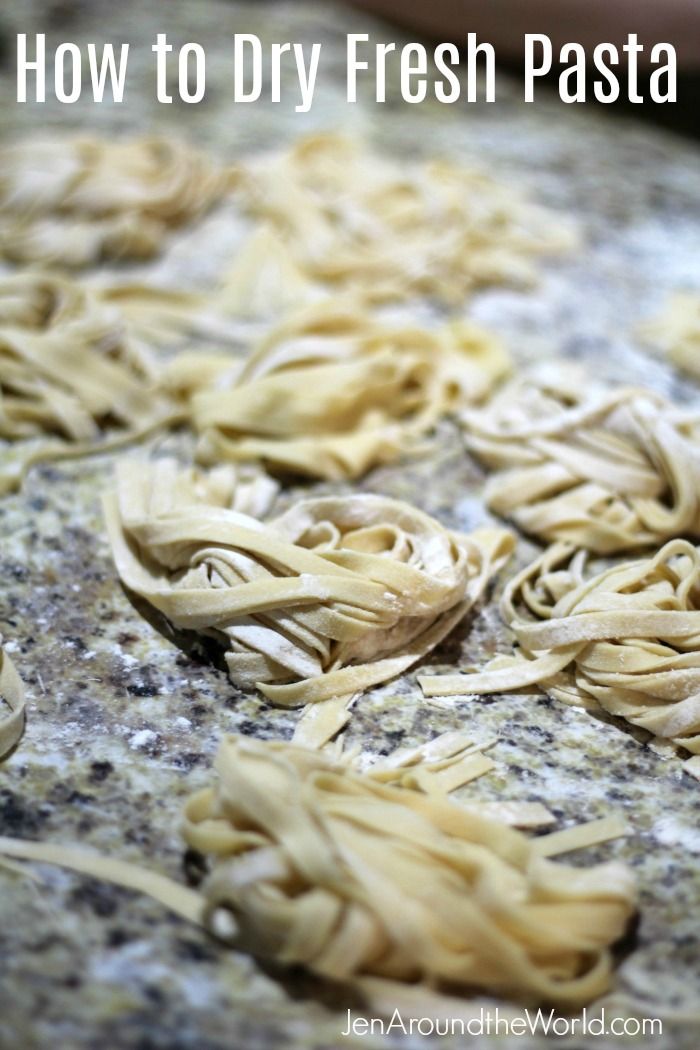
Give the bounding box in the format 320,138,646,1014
639,292,700,379
233,134,576,305
0,636,26,759
420,539,700,756
0,137,231,267
166,298,511,481
0,272,174,492
182,734,636,1006
460,366,700,553
104,458,513,706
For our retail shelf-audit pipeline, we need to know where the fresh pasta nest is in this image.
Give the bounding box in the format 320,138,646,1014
0,271,161,438
104,459,513,705
183,734,636,1006
0,136,230,267
640,292,700,379
421,539,700,755
166,298,510,481
234,133,576,305
0,272,173,491
460,366,700,553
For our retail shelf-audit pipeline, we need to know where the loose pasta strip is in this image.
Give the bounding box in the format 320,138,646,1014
0,636,26,759
460,365,700,553
104,458,513,707
420,539,700,757
639,292,700,379
180,734,634,1006
165,297,510,481
233,134,576,305
0,136,231,267
363,730,502,798
0,271,178,493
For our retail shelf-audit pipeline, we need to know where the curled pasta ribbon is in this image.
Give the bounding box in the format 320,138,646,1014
639,293,700,380
420,539,700,756
182,734,635,1006
0,272,178,493
166,298,510,481
104,458,513,706
233,134,576,306
0,637,26,759
460,367,700,553
0,137,230,267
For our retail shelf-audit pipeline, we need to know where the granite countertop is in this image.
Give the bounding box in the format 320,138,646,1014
1,2,700,1048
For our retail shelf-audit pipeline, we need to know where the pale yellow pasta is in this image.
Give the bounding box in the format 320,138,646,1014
234,134,576,305
0,137,231,267
181,734,635,1006
0,272,177,493
639,292,700,379
104,458,513,707
460,366,700,553
420,539,700,757
166,298,510,481
0,727,632,1011
97,225,320,346
0,636,26,759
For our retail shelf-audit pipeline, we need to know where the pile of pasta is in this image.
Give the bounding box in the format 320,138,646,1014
166,298,511,480
420,539,700,761
0,137,231,267
640,292,700,379
0,729,634,1009
104,458,513,707
0,271,510,495
0,271,176,493
181,734,636,1006
233,133,576,305
460,366,700,553
0,636,25,760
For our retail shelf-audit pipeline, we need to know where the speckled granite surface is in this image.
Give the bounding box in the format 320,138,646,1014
1,2,700,1048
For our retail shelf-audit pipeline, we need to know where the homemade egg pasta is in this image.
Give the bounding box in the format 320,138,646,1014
166,298,510,480
0,272,177,493
0,136,230,267
181,734,635,1006
104,458,513,706
420,539,700,756
640,292,700,379
460,367,700,553
98,225,319,346
0,728,633,1009
234,133,576,305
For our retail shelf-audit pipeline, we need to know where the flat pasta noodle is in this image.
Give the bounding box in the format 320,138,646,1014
213,223,321,321
0,635,26,759
104,458,514,708
363,729,499,795
0,271,179,493
639,292,700,379
420,539,700,757
180,734,635,1006
0,136,231,267
460,365,700,553
166,297,510,481
233,133,576,305
684,755,700,780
